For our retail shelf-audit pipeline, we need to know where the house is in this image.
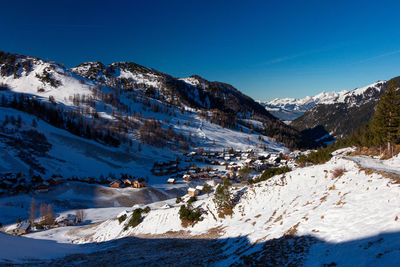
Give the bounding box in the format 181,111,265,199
183,174,191,181
195,185,204,193
188,187,199,196
167,178,176,184
7,221,31,235
228,172,236,179
110,181,120,188
35,183,49,193
133,180,146,188
188,170,198,178
57,214,78,226
123,179,132,187
244,158,252,166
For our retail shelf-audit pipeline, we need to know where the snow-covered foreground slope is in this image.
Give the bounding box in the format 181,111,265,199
38,153,398,265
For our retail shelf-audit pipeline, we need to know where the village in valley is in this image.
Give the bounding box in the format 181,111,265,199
0,147,303,237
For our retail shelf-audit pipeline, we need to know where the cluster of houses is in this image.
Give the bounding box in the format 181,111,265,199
0,173,64,196
5,213,80,236
188,185,204,196
165,149,302,196
109,178,146,188
151,160,180,176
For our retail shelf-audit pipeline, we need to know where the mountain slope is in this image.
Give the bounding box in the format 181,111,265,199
0,51,315,178
291,81,389,139
71,60,314,148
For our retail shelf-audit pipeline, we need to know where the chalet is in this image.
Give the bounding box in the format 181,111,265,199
188,170,198,178
57,214,78,226
195,185,204,193
199,172,209,179
228,172,236,179
35,183,49,193
123,179,132,187
167,178,176,184
110,181,120,188
6,221,31,235
188,187,199,196
183,174,192,181
244,159,252,166
133,180,146,188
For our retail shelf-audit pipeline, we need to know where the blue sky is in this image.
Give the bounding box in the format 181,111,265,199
2,0,400,100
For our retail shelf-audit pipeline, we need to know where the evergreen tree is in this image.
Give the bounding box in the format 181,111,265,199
370,80,400,151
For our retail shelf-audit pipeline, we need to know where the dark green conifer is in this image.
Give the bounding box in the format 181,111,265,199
370,80,400,151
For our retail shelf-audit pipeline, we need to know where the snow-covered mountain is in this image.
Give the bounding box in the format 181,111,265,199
291,80,388,139
0,51,316,179
261,90,348,121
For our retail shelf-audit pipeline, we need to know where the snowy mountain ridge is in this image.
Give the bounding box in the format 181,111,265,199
291,80,389,139
261,81,384,121
0,51,304,178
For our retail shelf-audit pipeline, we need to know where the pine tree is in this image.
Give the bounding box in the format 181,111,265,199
370,80,400,152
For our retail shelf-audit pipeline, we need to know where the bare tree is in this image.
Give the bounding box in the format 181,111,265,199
39,203,47,221
76,209,85,223
29,198,37,223
44,204,55,225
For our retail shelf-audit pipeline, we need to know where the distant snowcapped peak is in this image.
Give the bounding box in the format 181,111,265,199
261,81,385,121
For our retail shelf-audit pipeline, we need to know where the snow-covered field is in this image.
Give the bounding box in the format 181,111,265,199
3,151,400,265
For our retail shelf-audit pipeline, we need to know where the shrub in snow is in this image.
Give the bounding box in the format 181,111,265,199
332,167,346,178
123,207,149,230
202,184,212,195
176,197,182,204
118,214,127,224
179,204,202,227
239,165,253,180
143,206,151,213
124,209,142,230
249,166,291,184
187,196,197,205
